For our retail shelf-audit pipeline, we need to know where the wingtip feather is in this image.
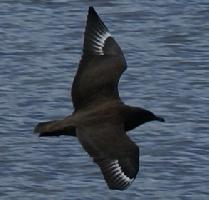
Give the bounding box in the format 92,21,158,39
88,6,96,15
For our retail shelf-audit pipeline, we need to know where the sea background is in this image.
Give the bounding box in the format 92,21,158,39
1,0,209,199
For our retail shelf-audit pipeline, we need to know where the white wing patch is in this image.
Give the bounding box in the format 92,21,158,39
104,160,134,189
91,31,111,55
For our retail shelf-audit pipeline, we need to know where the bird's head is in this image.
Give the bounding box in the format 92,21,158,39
124,107,165,131
140,109,165,123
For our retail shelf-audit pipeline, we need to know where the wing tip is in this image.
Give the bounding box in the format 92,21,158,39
88,6,94,12
88,6,97,17
108,183,131,191
87,6,105,28
84,6,111,55
34,122,41,133
96,159,136,190
107,179,133,191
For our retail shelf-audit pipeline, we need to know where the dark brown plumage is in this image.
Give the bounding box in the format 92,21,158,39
34,7,165,190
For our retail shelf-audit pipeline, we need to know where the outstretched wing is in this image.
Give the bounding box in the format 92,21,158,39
72,7,127,110
77,121,139,190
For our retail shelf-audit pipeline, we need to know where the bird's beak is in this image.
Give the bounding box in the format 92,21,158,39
155,116,165,122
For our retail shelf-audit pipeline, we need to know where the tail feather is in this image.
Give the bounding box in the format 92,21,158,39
34,117,76,137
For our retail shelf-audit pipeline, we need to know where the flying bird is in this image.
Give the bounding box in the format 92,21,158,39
34,7,165,190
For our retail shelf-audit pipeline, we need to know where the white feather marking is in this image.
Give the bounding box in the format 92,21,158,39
92,43,102,48
114,175,125,186
108,163,118,170
111,160,133,184
111,168,121,175
92,32,111,55
102,159,134,188
103,161,117,172
105,160,116,168
98,32,111,45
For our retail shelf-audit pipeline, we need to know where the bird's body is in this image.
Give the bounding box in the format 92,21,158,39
34,7,164,190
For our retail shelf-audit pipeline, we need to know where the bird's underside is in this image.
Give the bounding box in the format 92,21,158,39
34,7,164,190
34,101,141,190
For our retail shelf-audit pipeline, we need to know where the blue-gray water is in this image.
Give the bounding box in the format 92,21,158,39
1,0,209,199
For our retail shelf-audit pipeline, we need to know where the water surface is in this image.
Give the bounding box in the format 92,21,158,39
1,0,209,199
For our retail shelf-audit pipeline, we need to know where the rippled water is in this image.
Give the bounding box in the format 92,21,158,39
1,0,209,199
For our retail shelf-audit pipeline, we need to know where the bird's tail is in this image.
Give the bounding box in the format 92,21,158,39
34,116,76,137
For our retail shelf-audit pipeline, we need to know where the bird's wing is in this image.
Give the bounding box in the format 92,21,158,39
71,7,127,110
77,121,139,190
